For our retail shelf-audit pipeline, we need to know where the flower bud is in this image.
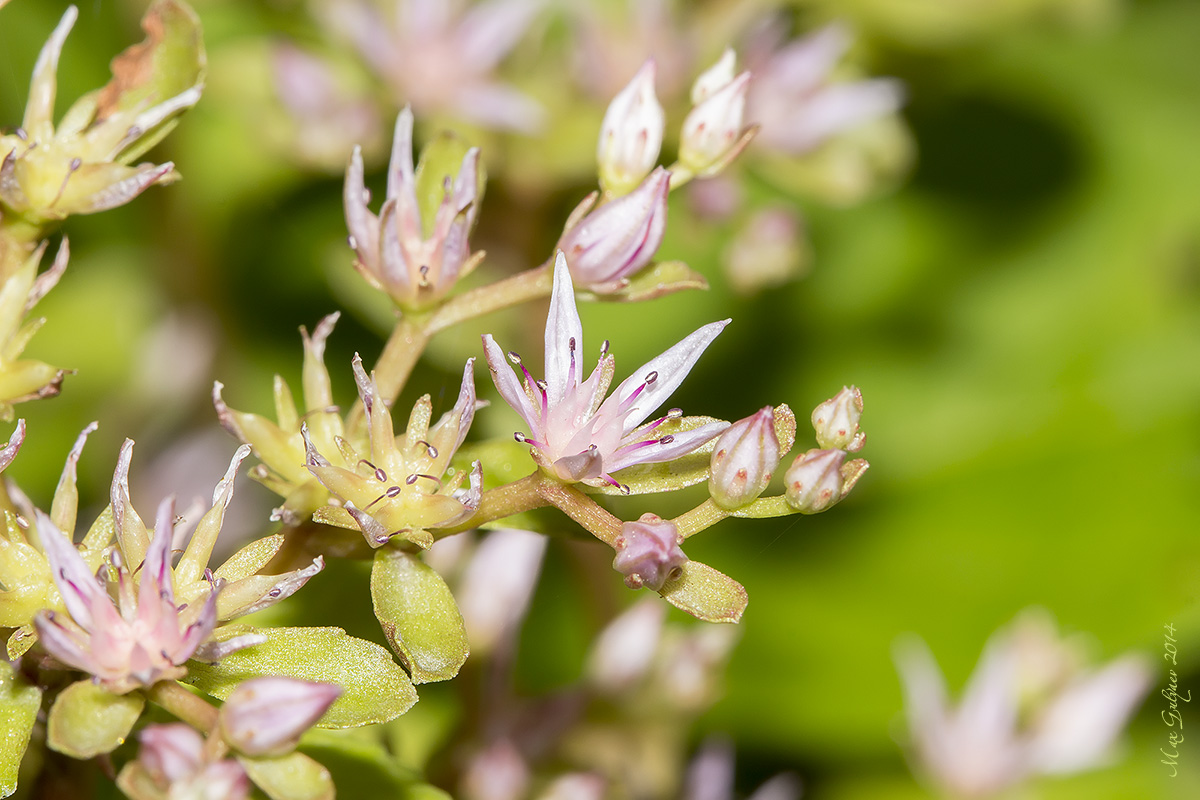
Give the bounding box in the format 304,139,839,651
784,449,868,514
598,60,664,196
709,407,780,509
556,167,670,291
219,677,341,756
811,386,865,452
679,51,753,177
612,513,686,592
135,723,249,800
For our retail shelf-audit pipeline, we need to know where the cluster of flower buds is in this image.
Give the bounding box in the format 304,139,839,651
784,386,869,514
121,724,250,800
0,2,204,249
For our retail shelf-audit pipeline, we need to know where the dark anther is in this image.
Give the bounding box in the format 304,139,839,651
508,351,522,364
644,370,658,384
659,435,675,444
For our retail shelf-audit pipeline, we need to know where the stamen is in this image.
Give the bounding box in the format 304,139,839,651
49,158,82,208
600,339,610,357
667,408,683,418
659,435,675,444
644,370,658,384
347,234,358,249
416,440,438,458
514,432,528,443
15,128,27,141
386,485,402,498
358,459,387,482
406,473,443,489
507,351,523,365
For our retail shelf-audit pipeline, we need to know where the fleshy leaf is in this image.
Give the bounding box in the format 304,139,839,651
185,627,417,727
1,660,41,798
658,561,747,623
413,132,485,239
371,549,469,684
239,751,334,800
46,679,144,758
576,260,709,303
590,416,725,495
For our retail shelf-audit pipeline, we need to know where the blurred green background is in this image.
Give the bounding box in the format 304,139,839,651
2,0,1199,797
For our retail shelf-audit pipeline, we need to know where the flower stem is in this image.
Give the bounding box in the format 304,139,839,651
673,498,729,539
427,260,553,335
347,312,431,435
436,471,548,538
536,480,623,547
145,680,218,730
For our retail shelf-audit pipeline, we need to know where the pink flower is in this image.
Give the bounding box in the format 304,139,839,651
33,497,251,693
327,0,545,132
219,677,341,756
134,724,249,800
483,253,729,489
746,22,904,155
344,108,482,310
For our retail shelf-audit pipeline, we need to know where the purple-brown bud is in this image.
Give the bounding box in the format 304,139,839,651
219,677,341,756
812,386,865,452
612,513,687,592
709,407,780,509
556,167,670,291
784,449,868,514
598,60,664,196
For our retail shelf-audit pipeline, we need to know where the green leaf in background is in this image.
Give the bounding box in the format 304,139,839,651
46,679,143,759
301,728,453,800
0,660,40,798
186,627,417,728
239,750,335,800
659,560,747,623
371,548,469,684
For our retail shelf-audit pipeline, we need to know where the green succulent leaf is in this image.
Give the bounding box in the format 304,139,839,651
659,561,747,624
46,679,143,758
186,627,417,727
239,751,334,800
371,549,469,684
1,660,41,798
591,416,726,495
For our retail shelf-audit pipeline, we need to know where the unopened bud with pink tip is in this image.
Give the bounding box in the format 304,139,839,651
612,513,686,591
812,386,865,452
124,723,249,800
598,60,664,196
784,449,868,514
557,167,671,291
709,407,780,509
679,50,755,178
219,677,342,756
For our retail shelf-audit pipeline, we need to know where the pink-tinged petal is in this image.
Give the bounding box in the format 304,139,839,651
65,162,179,214
586,598,665,693
385,108,421,238
23,6,78,139
456,528,546,654
551,446,604,482
457,0,544,72
766,80,904,154
139,723,206,783
957,635,1020,747
558,168,670,286
33,610,95,672
606,319,730,430
199,760,250,800
607,419,729,473
451,358,478,454
139,496,177,612
612,515,685,592
766,24,849,96
544,253,584,404
482,334,539,431
191,632,268,664
1029,655,1153,774
175,587,220,662
300,423,332,468
378,197,412,293
220,677,342,756
892,635,951,753
344,501,393,547
440,460,483,527
0,418,25,473
35,510,110,630
450,82,546,133
344,146,381,276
